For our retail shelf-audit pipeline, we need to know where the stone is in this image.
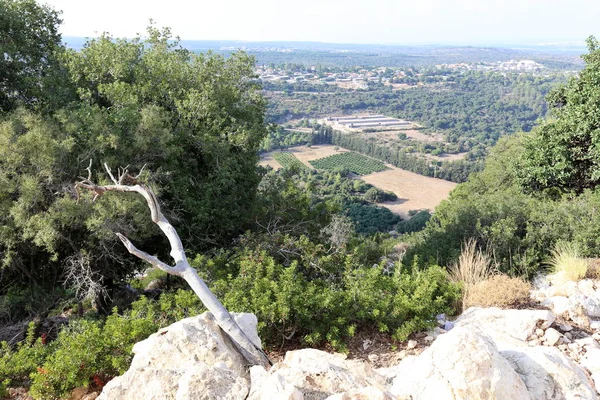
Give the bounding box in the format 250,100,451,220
590,320,600,331
98,312,256,400
247,366,303,400
268,349,388,398
454,307,555,343
559,323,573,332
501,343,598,400
325,387,396,400
424,335,434,342
535,328,544,337
541,296,572,316
544,328,562,346
580,348,600,393
443,321,454,331
362,339,372,351
407,340,417,349
368,354,379,363
389,327,531,400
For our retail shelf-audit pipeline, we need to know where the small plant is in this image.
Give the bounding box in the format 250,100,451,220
549,242,589,283
465,274,531,309
449,239,496,311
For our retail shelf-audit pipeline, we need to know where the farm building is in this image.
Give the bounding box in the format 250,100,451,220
327,115,409,128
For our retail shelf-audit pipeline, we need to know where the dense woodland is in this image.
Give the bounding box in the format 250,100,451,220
2,0,600,398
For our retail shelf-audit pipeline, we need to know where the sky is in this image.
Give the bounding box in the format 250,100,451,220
42,0,600,46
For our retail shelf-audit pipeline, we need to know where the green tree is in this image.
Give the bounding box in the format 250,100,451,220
0,0,67,112
519,36,600,194
0,24,267,315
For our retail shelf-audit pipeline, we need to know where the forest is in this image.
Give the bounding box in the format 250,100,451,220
2,0,600,398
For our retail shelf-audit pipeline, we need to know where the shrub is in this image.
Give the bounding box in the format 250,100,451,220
211,249,460,350
397,210,431,234
449,239,496,311
464,274,531,309
549,242,589,284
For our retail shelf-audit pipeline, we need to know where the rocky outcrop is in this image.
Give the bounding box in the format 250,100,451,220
389,326,532,400
98,275,600,400
98,312,258,400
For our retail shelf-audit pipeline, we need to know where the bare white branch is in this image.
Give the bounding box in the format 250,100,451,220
75,163,270,367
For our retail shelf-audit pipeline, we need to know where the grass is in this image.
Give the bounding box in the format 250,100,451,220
465,275,531,309
449,239,496,311
549,242,589,284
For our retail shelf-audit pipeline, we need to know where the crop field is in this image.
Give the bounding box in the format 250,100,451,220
309,152,388,175
272,151,308,170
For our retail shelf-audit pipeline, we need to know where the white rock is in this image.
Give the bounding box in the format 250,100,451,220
269,349,388,398
247,365,303,400
575,337,600,349
535,328,545,336
583,296,600,318
325,387,397,400
542,296,572,316
99,312,255,400
407,340,417,349
544,328,562,346
590,320,600,331
501,344,598,400
580,348,600,393
577,279,598,298
389,327,531,400
368,354,379,363
454,307,555,343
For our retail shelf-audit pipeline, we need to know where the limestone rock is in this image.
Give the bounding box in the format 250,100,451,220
544,328,562,346
269,349,388,399
325,387,397,400
389,327,531,400
98,312,256,400
501,344,598,400
247,365,304,400
454,307,555,343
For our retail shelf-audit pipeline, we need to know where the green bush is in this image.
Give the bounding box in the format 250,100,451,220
211,248,459,350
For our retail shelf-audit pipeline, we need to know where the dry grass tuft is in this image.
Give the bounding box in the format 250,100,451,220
449,239,496,311
465,274,532,309
549,242,589,284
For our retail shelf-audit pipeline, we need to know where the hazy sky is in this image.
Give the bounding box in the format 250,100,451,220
42,0,600,45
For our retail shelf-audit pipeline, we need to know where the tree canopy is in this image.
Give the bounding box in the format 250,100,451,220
0,0,64,112
0,21,267,311
519,36,600,194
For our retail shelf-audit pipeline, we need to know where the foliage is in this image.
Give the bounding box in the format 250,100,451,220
272,151,308,170
549,242,589,283
363,187,397,203
342,202,401,235
519,36,600,195
396,210,431,234
464,274,531,309
0,24,267,312
0,292,204,399
210,243,459,349
0,0,68,112
309,152,388,175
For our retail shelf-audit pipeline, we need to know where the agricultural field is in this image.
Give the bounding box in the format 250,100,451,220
309,152,389,175
272,151,308,170
361,166,457,219
259,145,348,169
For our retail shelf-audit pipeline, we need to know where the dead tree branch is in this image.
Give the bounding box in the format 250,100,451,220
76,161,271,367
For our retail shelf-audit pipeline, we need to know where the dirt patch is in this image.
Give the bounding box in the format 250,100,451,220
424,152,469,162
258,154,283,169
361,167,456,219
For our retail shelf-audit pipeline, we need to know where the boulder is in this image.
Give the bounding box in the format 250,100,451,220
247,366,304,400
389,327,531,400
454,307,555,342
501,344,598,400
98,312,257,400
580,347,600,393
325,387,397,400
267,349,388,400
